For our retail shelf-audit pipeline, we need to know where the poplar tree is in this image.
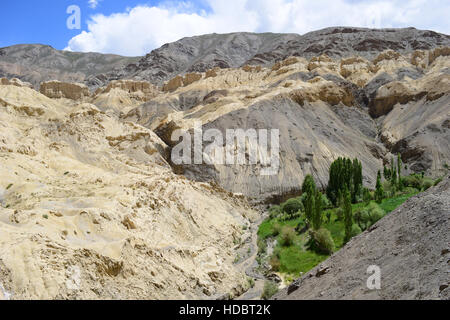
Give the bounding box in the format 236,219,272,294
375,170,384,203
343,188,353,243
312,191,323,230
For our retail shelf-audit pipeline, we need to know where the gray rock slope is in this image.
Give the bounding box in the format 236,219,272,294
2,27,448,89
92,27,450,86
0,44,138,89
274,176,450,300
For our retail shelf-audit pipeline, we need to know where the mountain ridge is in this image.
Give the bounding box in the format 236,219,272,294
1,27,449,89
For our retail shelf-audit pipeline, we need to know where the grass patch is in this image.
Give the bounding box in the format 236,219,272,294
277,246,328,275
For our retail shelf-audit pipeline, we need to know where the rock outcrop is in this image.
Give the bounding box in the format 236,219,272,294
91,80,159,113
0,77,33,88
39,80,91,100
274,176,450,300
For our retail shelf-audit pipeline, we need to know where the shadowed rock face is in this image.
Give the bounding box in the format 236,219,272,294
274,176,450,300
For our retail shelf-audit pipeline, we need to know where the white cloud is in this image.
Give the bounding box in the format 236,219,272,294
88,0,101,9
66,0,450,56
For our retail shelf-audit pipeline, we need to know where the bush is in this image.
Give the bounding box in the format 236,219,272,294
257,238,266,255
269,255,280,271
434,177,443,186
279,226,296,246
351,224,362,237
402,174,422,190
366,202,384,226
281,198,304,218
272,222,282,236
422,178,433,191
261,281,279,300
335,207,344,221
269,205,282,219
309,228,335,254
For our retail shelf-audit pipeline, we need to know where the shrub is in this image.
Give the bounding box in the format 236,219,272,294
351,224,362,237
279,226,296,246
434,177,443,186
367,202,384,226
272,222,282,236
269,205,282,219
402,174,422,189
269,255,281,271
261,281,279,300
257,238,266,255
422,178,433,191
309,228,335,254
281,198,304,218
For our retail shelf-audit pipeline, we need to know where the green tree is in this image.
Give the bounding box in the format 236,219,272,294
363,187,371,204
302,175,317,225
375,170,384,204
312,191,323,230
302,174,316,195
397,153,403,191
305,188,315,223
326,157,364,206
383,165,391,180
343,188,353,244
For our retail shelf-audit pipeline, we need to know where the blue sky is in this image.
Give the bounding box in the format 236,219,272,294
0,1,165,49
1,0,449,56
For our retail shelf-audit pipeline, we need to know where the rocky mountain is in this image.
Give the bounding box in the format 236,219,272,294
2,27,449,90
0,44,138,89
78,27,450,87
274,175,450,300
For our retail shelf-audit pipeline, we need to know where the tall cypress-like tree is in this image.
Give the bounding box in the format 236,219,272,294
397,153,403,191
327,157,364,206
305,188,315,224
312,190,323,230
383,165,391,180
343,188,353,243
375,170,384,203
302,174,316,195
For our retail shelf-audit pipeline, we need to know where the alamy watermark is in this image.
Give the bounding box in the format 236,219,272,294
171,121,280,176
366,265,381,290
66,5,81,30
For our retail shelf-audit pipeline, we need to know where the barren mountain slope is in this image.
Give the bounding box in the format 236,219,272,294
91,27,450,87
2,27,449,90
0,82,258,299
0,44,138,89
274,175,450,300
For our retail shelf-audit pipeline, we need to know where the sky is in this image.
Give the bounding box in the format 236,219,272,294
1,0,449,56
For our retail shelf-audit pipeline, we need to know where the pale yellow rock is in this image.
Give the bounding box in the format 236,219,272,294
0,84,257,300
40,80,90,100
